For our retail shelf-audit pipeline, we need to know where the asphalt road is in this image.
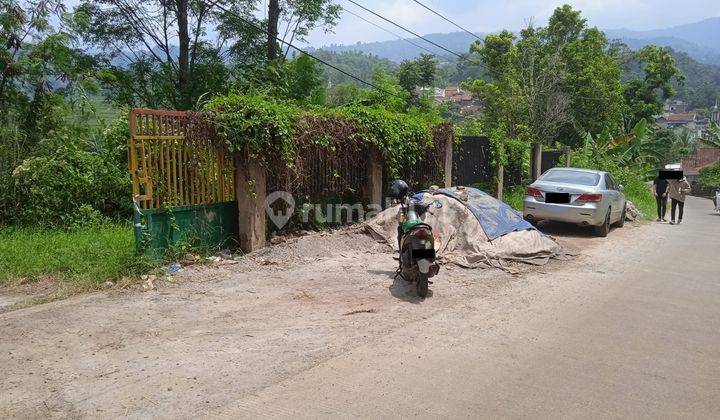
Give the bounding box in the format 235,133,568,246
214,196,720,419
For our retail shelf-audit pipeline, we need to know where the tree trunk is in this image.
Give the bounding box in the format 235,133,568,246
176,0,191,109
267,0,281,61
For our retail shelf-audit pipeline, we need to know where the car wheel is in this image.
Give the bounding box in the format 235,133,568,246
594,208,611,237
614,204,626,228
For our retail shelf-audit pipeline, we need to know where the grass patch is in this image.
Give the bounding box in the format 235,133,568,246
0,224,151,287
503,186,526,212
621,180,655,220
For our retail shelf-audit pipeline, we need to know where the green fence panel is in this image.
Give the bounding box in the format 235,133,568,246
134,201,239,259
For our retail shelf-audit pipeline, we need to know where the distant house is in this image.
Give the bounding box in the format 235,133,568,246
433,85,480,116
681,147,720,189
657,113,698,129
434,86,474,105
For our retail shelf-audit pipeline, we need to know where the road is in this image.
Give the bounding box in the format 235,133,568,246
1,197,719,419
215,196,720,418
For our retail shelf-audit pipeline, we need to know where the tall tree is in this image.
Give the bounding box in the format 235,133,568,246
1,0,97,167
622,45,684,132
269,0,340,59
79,0,340,109
79,0,237,109
396,53,437,92
464,30,531,198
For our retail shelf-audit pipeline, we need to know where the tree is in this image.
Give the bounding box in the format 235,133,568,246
559,26,624,141
265,0,340,60
622,45,684,132
1,0,97,168
705,122,720,148
464,30,531,199
79,0,236,109
396,53,437,92
79,0,340,109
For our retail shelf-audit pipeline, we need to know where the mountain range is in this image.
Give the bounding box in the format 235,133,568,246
315,17,720,66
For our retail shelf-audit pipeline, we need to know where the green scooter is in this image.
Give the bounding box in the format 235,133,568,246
389,180,442,298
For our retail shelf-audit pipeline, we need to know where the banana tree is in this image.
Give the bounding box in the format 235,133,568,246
705,122,720,148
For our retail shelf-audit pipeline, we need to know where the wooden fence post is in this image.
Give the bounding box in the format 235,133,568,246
565,145,572,167
234,152,267,253
362,147,383,206
532,142,543,181
497,164,504,201
443,138,453,188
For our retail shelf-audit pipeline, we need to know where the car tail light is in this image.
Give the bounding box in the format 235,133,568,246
577,193,602,203
526,187,542,197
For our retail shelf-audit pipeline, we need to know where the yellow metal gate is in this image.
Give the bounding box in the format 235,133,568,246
128,108,238,258
128,108,235,210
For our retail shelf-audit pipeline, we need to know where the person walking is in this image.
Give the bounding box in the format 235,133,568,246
652,173,669,222
668,176,692,225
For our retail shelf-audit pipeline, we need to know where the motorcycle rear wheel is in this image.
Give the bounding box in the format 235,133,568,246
416,273,429,298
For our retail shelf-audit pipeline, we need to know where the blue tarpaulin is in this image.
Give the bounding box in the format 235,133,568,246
414,187,535,241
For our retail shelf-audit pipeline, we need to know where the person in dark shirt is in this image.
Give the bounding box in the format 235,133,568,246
652,174,669,222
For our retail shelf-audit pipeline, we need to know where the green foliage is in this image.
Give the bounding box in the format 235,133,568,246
0,224,150,285
562,27,624,139
396,54,437,91
621,45,684,131
503,185,526,211
206,91,443,176
326,82,363,106
699,161,720,189
703,122,720,148
570,136,655,219
454,117,484,137
311,50,395,86
10,146,131,227
229,54,331,106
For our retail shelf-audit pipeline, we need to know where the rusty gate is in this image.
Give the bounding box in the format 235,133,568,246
128,109,238,258
128,109,235,209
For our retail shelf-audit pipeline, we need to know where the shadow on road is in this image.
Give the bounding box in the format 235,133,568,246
389,276,433,303
533,220,599,238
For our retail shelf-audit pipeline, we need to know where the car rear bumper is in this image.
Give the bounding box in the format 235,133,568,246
523,198,605,226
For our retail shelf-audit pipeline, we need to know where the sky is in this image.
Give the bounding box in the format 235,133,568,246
303,0,720,47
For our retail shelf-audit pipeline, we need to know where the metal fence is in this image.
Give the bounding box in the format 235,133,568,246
531,149,566,179
452,136,525,190
266,139,372,203
128,108,235,210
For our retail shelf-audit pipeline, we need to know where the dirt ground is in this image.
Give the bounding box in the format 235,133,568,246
0,221,639,419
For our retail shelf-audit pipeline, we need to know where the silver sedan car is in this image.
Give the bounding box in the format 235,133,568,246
523,168,627,237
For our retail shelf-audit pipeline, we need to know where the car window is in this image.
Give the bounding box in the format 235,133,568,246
540,169,601,186
604,174,615,190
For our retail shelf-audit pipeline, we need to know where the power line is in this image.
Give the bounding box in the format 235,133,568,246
214,4,406,99
342,7,441,57
410,0,483,42
344,0,465,60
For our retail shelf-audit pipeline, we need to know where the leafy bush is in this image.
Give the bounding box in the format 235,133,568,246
206,92,444,177
570,142,655,219
699,161,720,190
503,186,526,211
11,146,131,226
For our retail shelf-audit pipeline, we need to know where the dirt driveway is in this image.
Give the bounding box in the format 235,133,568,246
0,219,638,418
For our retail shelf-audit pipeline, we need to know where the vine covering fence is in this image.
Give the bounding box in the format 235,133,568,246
128,109,235,210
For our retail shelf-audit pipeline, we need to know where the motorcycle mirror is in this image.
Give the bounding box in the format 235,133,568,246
433,200,443,209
